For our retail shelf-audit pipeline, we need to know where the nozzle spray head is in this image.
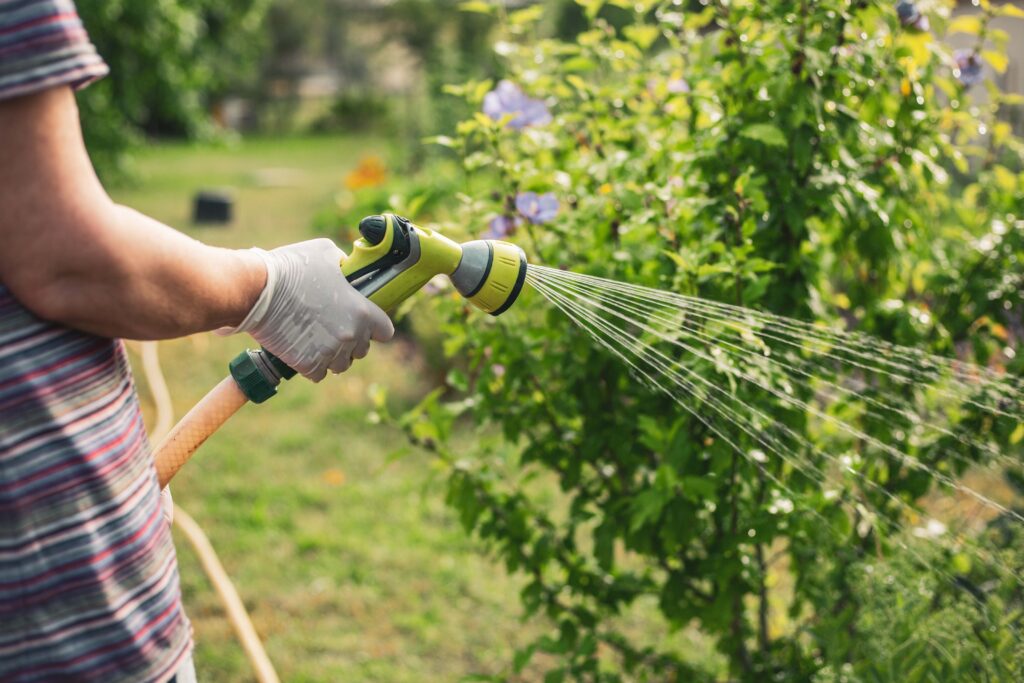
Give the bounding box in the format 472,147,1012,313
228,213,526,404
342,214,527,316
448,240,527,316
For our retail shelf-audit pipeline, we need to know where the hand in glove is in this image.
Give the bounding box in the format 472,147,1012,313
219,238,394,381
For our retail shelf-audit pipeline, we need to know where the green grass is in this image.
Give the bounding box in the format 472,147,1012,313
112,135,721,682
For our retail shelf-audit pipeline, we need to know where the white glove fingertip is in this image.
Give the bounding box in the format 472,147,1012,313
352,339,370,360
310,369,330,383
368,305,395,342
329,355,353,374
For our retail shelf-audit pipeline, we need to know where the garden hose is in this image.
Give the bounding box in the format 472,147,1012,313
154,214,528,487
133,341,281,683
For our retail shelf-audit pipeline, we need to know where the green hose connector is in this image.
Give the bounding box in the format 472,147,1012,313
228,348,297,404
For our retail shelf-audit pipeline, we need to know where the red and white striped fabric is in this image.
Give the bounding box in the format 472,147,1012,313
0,2,192,681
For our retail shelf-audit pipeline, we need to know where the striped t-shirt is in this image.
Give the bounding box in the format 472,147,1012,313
0,1,191,681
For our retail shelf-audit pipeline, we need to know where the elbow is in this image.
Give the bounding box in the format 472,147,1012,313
1,202,124,327
7,269,82,326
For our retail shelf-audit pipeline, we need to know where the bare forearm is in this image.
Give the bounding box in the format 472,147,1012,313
0,87,266,340
0,87,392,381
28,204,266,339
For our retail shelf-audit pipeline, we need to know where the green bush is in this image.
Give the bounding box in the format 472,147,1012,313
387,0,1024,680
77,0,271,179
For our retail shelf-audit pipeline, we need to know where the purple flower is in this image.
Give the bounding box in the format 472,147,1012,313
484,214,520,239
954,49,984,87
515,192,559,225
667,77,690,94
896,0,929,31
482,80,552,130
646,77,690,97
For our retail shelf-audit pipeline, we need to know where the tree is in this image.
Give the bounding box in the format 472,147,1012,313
76,0,271,178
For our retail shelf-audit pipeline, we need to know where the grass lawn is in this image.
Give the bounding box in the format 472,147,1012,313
111,135,720,682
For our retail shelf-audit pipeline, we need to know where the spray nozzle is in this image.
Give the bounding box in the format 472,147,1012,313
232,214,527,404
342,213,527,316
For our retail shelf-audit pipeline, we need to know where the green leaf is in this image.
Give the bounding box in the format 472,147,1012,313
630,489,669,531
739,123,788,147
594,519,615,570
509,5,544,24
513,645,536,673
565,74,589,93
1010,423,1024,445
446,369,469,392
458,1,495,14
562,56,598,72
900,31,933,66
685,6,716,30
575,0,605,20
998,3,1024,18
696,262,733,278
623,25,660,50
947,15,982,35
982,49,1009,74
681,476,716,501
422,135,457,148
544,667,567,683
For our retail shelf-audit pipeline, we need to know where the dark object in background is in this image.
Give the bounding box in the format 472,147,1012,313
192,191,233,225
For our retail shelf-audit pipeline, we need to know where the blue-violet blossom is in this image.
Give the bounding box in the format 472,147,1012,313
516,192,559,225
896,0,929,32
483,80,552,130
954,50,984,87
485,214,520,239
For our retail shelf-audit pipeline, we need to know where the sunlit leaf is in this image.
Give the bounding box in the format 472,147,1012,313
458,0,494,13
982,49,1009,74
997,3,1024,18
509,5,544,24
947,15,982,35
900,32,932,66
739,123,788,147
623,24,660,50
575,0,605,19
1010,423,1024,445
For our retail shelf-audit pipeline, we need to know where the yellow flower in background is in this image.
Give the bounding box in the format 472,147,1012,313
344,155,387,190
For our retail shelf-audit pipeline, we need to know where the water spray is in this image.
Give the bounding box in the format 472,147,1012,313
154,214,527,486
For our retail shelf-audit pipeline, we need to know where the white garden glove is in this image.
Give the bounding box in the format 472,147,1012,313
219,238,394,382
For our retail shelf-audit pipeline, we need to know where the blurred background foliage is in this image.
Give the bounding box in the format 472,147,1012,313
78,0,511,179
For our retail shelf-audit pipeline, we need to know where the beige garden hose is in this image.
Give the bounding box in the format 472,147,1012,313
153,375,249,488
133,341,280,683
171,506,281,683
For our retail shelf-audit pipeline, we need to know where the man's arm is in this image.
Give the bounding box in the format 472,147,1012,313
0,86,265,339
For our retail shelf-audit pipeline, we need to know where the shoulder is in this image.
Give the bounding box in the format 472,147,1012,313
0,0,108,102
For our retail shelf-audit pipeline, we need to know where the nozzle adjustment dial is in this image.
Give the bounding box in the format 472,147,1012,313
358,215,387,245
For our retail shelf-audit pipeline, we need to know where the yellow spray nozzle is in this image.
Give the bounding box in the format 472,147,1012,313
342,213,527,316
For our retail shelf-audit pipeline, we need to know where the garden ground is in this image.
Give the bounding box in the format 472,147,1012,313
113,135,720,682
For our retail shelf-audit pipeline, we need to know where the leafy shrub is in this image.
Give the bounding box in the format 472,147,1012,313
77,0,271,179
312,92,395,133
383,0,1024,680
